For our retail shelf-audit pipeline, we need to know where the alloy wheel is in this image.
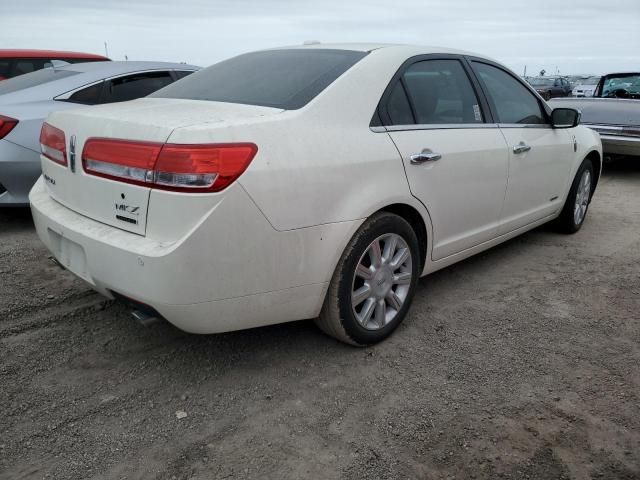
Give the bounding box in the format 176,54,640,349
351,233,413,330
574,169,591,225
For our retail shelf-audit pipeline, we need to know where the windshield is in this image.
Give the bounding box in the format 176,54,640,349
529,77,554,87
151,49,367,110
0,67,78,95
600,74,640,99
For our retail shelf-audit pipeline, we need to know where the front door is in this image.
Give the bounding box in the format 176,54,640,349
470,61,574,233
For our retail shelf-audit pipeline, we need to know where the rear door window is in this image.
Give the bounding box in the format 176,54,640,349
151,49,367,110
103,71,174,103
386,59,484,125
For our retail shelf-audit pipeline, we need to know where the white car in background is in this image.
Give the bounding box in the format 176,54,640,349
30,44,602,345
572,76,601,97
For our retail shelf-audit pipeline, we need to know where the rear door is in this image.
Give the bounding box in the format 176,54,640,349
380,56,509,260
469,60,573,233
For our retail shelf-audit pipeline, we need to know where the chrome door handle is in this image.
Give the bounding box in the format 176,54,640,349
513,142,532,154
410,150,442,164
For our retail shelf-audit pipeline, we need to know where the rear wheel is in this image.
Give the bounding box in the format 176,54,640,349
555,158,594,233
315,212,420,345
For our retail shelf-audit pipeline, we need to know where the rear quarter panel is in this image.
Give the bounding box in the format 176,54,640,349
167,47,427,233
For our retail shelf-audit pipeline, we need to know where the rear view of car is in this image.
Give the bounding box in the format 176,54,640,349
0,49,109,81
30,47,373,337
30,45,601,346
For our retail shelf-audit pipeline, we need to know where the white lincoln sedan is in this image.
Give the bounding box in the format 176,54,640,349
30,44,602,345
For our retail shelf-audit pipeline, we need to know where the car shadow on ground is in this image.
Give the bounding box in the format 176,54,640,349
0,206,33,230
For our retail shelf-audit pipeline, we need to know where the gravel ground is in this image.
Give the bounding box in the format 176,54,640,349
1,158,639,480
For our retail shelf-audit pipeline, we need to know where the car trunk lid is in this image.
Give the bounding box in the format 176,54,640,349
41,98,282,235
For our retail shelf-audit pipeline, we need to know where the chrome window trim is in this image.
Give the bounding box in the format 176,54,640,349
371,122,556,133
498,123,552,129
371,123,498,133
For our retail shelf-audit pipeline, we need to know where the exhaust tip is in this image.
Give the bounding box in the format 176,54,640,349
130,309,161,327
110,291,164,327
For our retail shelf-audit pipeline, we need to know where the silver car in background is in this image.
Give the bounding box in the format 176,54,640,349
572,75,601,97
0,61,199,205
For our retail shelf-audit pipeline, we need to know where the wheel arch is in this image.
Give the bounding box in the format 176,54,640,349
375,202,430,271
585,149,601,194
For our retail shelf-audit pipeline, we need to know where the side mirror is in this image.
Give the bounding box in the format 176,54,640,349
551,108,580,128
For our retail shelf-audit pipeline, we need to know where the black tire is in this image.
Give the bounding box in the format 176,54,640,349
315,212,420,346
554,158,595,234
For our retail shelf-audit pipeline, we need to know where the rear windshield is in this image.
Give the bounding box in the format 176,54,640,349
150,49,367,110
0,68,78,95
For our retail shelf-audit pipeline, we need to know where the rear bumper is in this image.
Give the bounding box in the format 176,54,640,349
29,178,358,333
0,139,41,206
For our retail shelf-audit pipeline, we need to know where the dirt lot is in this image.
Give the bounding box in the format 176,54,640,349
1,159,639,480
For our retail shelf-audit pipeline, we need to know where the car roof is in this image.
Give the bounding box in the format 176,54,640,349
271,42,487,58
0,49,109,60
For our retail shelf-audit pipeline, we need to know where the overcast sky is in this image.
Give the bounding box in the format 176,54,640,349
1,0,639,75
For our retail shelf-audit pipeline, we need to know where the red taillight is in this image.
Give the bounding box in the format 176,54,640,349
0,115,18,140
82,139,162,186
81,139,257,193
40,122,67,166
154,143,258,192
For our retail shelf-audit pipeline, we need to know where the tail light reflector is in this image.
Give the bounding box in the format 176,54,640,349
81,139,257,193
40,122,67,166
0,115,18,140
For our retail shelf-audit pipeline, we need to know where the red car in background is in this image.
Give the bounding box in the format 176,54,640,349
0,50,109,80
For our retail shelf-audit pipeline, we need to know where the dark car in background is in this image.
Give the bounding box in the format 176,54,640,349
528,76,572,100
550,72,640,158
0,50,110,81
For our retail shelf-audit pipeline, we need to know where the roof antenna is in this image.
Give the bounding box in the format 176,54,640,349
303,40,321,45
104,41,109,58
